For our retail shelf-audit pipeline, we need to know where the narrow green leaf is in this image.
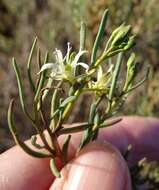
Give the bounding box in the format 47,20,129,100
58,123,90,135
91,129,99,140
50,158,61,178
62,135,71,163
106,52,123,113
78,129,91,151
27,37,37,93
34,52,49,104
35,48,42,89
50,88,59,129
37,47,42,69
62,135,71,154
79,97,102,151
91,9,109,65
123,53,136,91
68,86,75,96
40,75,54,103
50,109,60,122
89,103,97,124
125,66,150,94
12,58,33,121
37,76,55,111
50,83,62,121
91,113,100,139
8,100,51,158
100,117,122,128
60,96,76,108
80,21,86,51
108,52,123,100
31,135,45,149
50,88,59,117
89,97,102,123
92,113,100,131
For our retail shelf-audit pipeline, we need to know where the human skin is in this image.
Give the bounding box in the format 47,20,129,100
0,116,159,190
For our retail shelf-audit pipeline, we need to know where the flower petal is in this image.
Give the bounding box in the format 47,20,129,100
54,49,63,65
38,63,54,74
72,50,87,66
76,62,89,71
66,42,72,63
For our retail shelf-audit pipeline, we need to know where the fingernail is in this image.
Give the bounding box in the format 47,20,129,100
51,141,131,190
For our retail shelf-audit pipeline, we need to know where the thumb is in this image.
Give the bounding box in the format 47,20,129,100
50,141,132,190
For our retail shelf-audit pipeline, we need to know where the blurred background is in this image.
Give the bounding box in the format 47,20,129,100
1,0,159,188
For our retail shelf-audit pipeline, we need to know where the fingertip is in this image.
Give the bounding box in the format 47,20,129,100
50,141,132,190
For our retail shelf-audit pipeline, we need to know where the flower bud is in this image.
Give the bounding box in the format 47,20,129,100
111,25,131,47
124,35,136,50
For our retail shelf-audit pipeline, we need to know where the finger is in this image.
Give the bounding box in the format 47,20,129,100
50,141,131,190
98,116,159,164
0,146,54,190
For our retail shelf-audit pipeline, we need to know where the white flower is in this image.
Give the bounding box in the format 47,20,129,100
39,43,89,83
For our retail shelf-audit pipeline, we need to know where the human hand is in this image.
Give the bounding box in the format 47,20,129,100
1,116,159,190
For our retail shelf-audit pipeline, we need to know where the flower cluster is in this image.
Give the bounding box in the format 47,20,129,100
39,43,89,83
